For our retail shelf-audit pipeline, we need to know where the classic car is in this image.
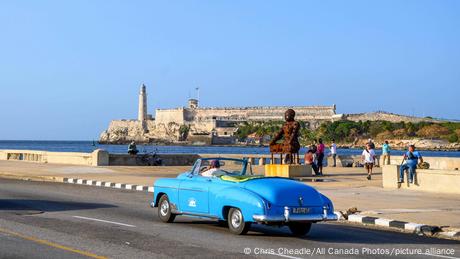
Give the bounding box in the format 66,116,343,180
151,158,337,235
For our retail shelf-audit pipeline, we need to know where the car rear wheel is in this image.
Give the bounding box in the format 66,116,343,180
228,208,251,235
288,222,312,236
158,194,176,223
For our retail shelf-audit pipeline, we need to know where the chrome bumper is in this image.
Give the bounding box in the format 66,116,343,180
253,206,338,223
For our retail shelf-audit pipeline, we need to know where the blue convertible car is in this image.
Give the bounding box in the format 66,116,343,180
151,158,337,235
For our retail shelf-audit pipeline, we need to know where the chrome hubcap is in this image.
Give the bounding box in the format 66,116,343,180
160,200,169,217
231,210,242,228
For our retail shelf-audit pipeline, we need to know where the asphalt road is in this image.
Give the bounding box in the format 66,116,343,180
0,179,459,259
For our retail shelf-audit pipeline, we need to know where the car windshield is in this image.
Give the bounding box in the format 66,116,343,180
193,158,250,176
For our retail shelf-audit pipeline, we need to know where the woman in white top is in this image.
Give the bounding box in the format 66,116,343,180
361,143,376,180
330,139,337,167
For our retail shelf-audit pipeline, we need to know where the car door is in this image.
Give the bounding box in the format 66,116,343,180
178,161,210,214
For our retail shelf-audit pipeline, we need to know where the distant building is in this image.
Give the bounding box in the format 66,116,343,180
100,85,435,144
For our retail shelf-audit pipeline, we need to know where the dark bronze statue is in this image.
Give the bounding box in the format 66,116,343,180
269,109,301,164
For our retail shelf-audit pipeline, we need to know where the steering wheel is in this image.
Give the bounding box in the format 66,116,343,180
200,166,208,172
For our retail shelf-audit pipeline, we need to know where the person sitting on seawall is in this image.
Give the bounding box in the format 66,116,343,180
399,145,423,184
202,160,221,177
127,141,139,155
310,141,317,165
304,149,320,175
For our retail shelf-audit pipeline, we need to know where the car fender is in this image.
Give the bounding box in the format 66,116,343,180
211,186,266,222
153,178,180,209
319,193,334,213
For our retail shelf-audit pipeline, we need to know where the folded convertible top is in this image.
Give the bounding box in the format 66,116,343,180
220,175,265,183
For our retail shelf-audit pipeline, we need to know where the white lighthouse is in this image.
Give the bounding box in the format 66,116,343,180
138,84,147,121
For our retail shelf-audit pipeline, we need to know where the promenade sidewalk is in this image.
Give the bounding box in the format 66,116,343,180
1,160,460,230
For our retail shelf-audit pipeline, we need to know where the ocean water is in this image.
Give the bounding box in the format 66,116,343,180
0,140,459,158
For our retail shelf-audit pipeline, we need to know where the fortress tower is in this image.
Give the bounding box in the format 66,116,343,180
188,98,198,109
138,84,147,121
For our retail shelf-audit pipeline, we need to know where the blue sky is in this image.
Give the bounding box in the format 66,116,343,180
1,0,459,140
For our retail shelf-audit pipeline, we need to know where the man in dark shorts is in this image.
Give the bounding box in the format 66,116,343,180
361,143,376,180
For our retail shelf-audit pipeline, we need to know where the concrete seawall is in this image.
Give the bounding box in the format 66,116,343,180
0,149,109,166
383,164,460,194
1,149,460,170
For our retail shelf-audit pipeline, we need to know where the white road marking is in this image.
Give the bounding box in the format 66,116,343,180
114,183,122,189
73,216,136,228
76,179,83,184
136,186,144,191
95,181,102,186
104,182,111,187
424,253,460,259
148,187,154,193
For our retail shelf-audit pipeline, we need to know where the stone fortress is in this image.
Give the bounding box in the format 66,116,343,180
99,85,441,145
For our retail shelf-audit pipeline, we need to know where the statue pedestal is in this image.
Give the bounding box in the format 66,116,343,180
264,164,312,178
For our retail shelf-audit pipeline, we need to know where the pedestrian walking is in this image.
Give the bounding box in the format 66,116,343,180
316,138,325,175
399,145,423,184
382,140,391,165
330,139,337,167
361,143,376,180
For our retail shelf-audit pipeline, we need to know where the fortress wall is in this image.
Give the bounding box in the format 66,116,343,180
155,109,185,125
190,121,216,133
194,109,247,119
107,120,140,130
191,106,336,122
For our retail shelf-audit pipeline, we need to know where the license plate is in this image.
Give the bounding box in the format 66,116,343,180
292,207,310,214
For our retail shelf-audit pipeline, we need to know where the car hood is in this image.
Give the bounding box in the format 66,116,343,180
242,177,324,206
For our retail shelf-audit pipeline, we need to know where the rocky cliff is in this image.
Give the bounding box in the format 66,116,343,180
344,111,443,123
99,120,182,144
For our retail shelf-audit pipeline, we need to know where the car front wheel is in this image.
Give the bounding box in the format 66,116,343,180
228,208,251,235
158,194,176,223
288,222,312,236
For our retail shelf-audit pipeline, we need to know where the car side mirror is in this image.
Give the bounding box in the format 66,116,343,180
187,173,194,178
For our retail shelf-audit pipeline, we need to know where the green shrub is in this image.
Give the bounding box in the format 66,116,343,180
448,134,458,143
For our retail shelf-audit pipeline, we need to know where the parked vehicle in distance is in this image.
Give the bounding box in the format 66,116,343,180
151,158,337,235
